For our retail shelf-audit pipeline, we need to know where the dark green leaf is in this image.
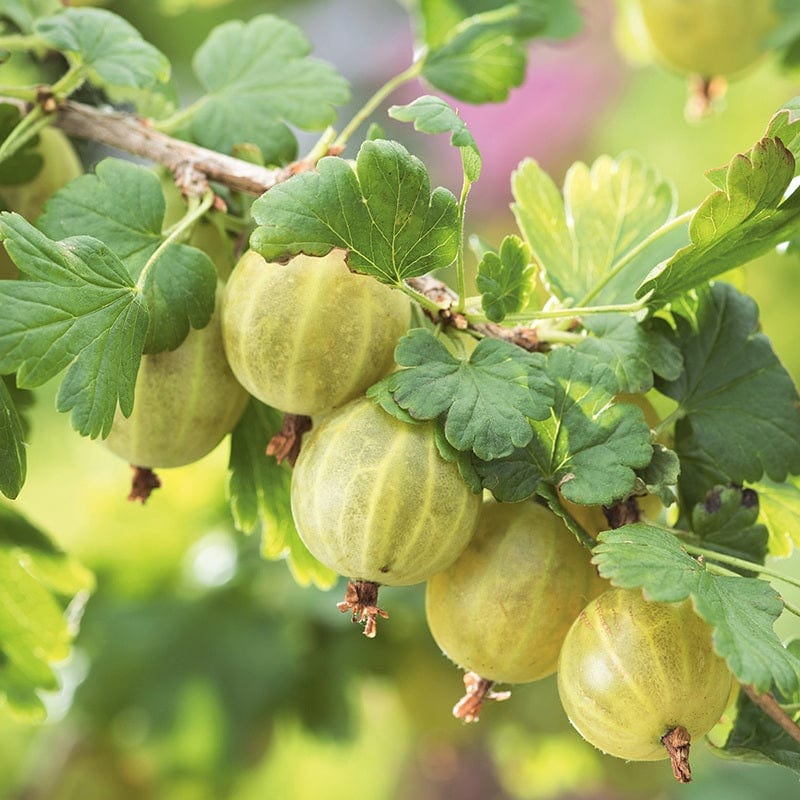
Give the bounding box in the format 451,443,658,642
638,138,800,307
691,485,769,569
578,314,683,394
656,283,800,504
593,524,800,696
369,328,553,460
250,139,459,284
0,105,42,185
36,8,170,90
635,443,679,506
512,153,680,305
38,158,216,353
186,15,349,163
421,2,547,103
389,95,481,182
475,235,534,322
0,505,93,720
0,376,25,499
0,213,149,438
227,400,336,589
473,348,653,504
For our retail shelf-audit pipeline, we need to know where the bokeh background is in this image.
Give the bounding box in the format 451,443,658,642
3,0,800,797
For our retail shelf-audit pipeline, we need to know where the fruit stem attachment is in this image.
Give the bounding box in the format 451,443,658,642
128,466,161,503
452,672,511,723
661,726,692,783
265,414,312,467
337,580,388,638
743,685,800,747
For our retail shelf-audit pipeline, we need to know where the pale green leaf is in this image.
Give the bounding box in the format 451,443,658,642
754,476,800,558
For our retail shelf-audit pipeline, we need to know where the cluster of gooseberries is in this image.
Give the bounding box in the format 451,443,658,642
95,225,732,781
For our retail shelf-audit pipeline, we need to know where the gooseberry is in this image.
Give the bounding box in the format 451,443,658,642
557,587,732,778
221,249,410,416
291,397,481,635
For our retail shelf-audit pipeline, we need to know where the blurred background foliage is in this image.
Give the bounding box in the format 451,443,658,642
2,0,800,797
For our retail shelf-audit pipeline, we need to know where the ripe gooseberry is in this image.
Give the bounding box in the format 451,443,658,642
291,397,481,636
103,287,248,470
221,249,410,416
425,500,605,720
557,587,732,781
635,0,779,78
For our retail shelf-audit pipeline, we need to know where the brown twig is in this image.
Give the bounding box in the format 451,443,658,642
128,466,161,503
452,672,511,723
0,96,322,196
266,414,312,467
743,685,800,747
336,580,388,638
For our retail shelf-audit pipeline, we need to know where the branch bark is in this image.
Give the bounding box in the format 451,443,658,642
742,684,800,747
0,95,314,195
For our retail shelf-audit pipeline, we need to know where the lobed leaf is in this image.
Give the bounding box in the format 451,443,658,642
635,443,679,506
187,15,349,163
754,476,800,559
389,95,482,182
593,525,800,696
638,137,800,308
473,348,653,504
0,505,93,720
38,158,217,353
0,0,60,33
475,235,534,322
656,282,800,510
0,213,149,438
250,139,460,284
36,8,170,90
421,2,548,103
227,400,336,590
577,314,682,394
512,153,679,306
0,377,25,499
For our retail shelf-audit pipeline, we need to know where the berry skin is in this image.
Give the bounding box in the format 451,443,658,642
221,249,410,416
558,587,732,762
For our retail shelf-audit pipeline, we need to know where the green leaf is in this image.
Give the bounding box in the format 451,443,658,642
475,235,534,322
577,315,683,394
713,645,800,774
635,443,679,506
0,213,149,438
0,505,93,720
691,485,769,569
0,377,25,500
36,8,170,90
656,283,800,506
0,0,60,33
37,158,216,353
473,348,653,504
512,153,680,305
764,98,800,173
753,476,800,559
186,15,349,163
389,95,482,182
250,139,460,284
638,138,800,308
421,2,548,103
227,400,336,590
369,328,553,461
593,524,800,696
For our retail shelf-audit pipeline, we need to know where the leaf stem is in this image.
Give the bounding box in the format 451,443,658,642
0,105,48,168
653,407,685,437
49,64,86,100
576,209,695,307
152,96,208,135
0,85,38,101
0,34,48,52
683,544,800,592
743,685,800,747
537,484,596,551
137,189,215,291
485,297,648,324
399,281,447,316
333,60,424,150
454,175,472,314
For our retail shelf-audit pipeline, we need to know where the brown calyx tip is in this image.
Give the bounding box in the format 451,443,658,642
128,466,161,504
603,497,641,528
661,725,692,783
266,414,313,467
452,672,511,724
685,75,727,122
336,580,388,639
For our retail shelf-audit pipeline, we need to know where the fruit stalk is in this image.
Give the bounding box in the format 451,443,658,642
661,726,692,783
742,685,800,748
336,580,388,639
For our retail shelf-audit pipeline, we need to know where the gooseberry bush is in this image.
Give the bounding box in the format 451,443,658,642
3,0,800,787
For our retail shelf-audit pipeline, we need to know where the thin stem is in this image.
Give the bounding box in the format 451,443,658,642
0,85,37,101
537,484,596,551
454,175,471,314
653,406,685,437
487,297,648,324
0,105,48,167
399,281,447,316
137,190,214,291
49,63,86,99
333,60,424,150
743,685,800,747
152,96,208,135
683,544,800,592
0,34,47,52
577,209,694,307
